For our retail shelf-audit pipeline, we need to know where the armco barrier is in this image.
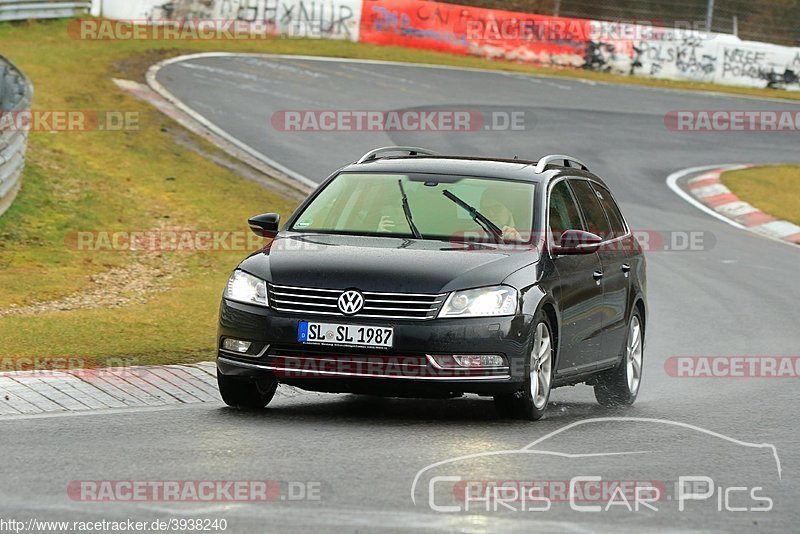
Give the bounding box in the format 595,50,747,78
0,56,32,218
0,0,91,22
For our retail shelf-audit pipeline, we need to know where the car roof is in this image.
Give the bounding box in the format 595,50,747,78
338,155,609,189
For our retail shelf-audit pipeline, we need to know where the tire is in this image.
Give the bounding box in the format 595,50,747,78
494,314,555,421
217,371,278,409
594,310,644,407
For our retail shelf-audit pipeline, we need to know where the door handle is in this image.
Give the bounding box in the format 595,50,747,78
622,263,632,273
593,270,604,281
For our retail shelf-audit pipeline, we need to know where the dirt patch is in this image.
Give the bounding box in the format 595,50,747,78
168,125,308,204
0,253,184,317
112,48,196,82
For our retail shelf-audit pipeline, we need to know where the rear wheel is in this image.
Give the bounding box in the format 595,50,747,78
594,311,644,407
217,371,278,409
494,316,554,421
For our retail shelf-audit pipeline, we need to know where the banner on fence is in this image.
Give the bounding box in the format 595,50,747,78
358,0,590,67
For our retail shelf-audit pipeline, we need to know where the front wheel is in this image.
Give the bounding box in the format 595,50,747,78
494,316,554,421
218,371,278,409
594,311,644,407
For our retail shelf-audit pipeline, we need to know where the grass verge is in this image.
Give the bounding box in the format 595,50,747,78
1,18,799,369
720,165,800,226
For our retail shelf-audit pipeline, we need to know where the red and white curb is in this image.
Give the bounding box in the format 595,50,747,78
0,362,306,417
667,164,800,246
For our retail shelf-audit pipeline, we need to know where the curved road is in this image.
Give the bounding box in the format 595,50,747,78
3,55,799,532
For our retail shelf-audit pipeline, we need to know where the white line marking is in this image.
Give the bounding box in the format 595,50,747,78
146,54,318,189
665,164,747,229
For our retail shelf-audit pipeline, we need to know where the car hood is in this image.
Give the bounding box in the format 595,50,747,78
238,233,539,294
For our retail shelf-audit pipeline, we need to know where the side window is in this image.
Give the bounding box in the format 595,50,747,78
548,180,584,241
569,179,612,240
592,184,627,239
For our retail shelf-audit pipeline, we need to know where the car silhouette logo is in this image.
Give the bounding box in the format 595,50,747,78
338,290,365,315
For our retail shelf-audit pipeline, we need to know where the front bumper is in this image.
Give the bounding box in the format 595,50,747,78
217,299,533,396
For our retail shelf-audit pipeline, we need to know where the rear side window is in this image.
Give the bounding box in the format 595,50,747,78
548,181,584,239
569,179,612,240
592,184,627,239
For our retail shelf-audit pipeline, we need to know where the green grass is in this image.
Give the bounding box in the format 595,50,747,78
721,165,800,226
1,18,799,369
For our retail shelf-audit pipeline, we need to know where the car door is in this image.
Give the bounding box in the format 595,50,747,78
546,179,605,377
569,179,632,370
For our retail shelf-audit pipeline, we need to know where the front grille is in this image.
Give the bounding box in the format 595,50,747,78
267,283,445,320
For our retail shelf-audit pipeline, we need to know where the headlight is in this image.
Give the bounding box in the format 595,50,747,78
438,286,517,318
225,270,268,307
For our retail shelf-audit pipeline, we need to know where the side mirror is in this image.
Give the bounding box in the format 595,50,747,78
551,229,602,255
248,213,281,239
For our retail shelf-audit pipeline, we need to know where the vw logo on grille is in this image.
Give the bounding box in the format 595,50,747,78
338,289,365,315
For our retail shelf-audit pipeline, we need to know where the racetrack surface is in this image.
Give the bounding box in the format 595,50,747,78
3,55,798,532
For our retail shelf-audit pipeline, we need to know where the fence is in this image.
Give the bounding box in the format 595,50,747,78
0,0,91,22
0,56,32,218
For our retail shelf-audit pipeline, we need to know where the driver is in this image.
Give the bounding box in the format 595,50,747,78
480,189,524,242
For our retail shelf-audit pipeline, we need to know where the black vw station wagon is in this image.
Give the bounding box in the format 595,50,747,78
217,147,647,420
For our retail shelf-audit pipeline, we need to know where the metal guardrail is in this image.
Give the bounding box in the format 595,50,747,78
0,56,32,218
0,0,91,22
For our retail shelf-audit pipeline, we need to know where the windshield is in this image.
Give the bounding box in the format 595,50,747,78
291,173,536,243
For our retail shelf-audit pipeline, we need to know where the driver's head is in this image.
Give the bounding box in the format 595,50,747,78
480,189,514,227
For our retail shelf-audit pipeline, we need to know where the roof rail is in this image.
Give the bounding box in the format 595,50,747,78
534,154,589,174
356,146,439,164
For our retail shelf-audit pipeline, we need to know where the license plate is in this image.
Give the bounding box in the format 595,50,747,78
298,322,394,349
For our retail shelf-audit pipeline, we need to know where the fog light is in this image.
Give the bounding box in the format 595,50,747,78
428,354,506,369
223,338,252,354
454,354,506,368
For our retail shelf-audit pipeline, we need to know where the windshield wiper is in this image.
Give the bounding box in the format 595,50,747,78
442,189,504,242
398,180,423,239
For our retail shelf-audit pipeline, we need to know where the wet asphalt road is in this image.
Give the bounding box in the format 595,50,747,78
2,54,799,532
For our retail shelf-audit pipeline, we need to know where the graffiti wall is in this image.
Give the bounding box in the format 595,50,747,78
359,0,590,67
95,0,800,90
589,21,800,90
99,0,363,40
